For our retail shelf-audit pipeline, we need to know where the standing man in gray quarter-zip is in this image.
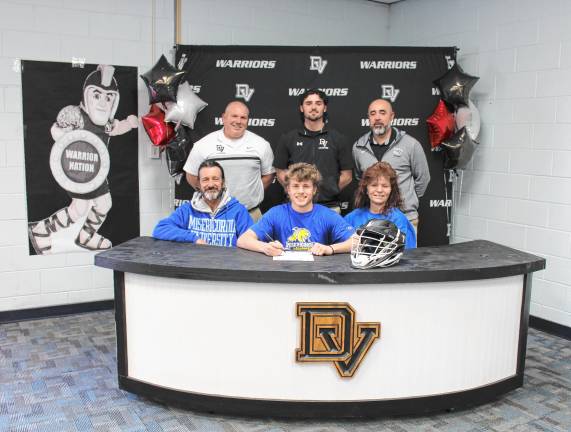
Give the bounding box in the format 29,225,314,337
352,99,430,233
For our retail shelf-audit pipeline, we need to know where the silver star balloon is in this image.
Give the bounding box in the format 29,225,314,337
164,82,208,129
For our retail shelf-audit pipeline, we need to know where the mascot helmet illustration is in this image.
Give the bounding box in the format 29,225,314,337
82,65,120,127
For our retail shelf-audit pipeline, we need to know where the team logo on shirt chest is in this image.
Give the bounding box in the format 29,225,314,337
318,138,329,150
286,227,312,250
216,144,224,153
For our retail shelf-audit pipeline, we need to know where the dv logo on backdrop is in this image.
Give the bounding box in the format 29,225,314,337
381,84,400,103
309,56,327,74
296,302,380,378
235,83,255,102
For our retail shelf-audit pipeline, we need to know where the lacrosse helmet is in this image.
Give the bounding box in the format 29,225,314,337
351,219,406,269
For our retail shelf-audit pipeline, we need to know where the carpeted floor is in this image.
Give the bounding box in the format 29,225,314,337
0,310,570,432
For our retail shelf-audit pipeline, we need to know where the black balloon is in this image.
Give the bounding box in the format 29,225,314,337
165,126,192,178
440,127,479,170
433,63,479,108
140,55,186,104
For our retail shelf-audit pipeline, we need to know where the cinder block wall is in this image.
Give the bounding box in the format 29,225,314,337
390,0,571,327
0,0,389,312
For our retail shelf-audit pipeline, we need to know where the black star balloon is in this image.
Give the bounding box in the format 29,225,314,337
440,127,479,170
433,63,479,108
140,55,186,104
165,126,192,178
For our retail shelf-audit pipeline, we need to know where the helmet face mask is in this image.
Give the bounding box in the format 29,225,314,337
351,219,406,269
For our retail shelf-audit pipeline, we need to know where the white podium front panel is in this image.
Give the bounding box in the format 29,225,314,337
124,273,523,401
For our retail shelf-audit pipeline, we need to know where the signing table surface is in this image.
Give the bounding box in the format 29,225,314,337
95,237,545,418
95,236,545,283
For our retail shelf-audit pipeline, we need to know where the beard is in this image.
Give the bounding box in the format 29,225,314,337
304,111,323,121
372,125,387,136
203,188,222,201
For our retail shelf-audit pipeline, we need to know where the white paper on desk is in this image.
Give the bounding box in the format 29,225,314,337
273,251,314,261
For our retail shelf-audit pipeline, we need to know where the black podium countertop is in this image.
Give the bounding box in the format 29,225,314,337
94,237,545,285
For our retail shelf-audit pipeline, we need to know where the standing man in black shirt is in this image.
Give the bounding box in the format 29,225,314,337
274,89,353,212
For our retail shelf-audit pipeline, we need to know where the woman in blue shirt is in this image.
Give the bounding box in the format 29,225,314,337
345,161,417,249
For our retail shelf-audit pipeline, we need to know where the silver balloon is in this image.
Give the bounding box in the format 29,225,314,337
455,100,481,141
164,82,208,129
441,127,479,170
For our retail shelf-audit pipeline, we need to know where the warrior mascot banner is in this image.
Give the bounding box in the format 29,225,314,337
22,61,139,255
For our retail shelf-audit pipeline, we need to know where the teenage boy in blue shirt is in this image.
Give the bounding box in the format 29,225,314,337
237,163,354,257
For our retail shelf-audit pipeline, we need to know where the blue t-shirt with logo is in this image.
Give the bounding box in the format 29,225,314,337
251,203,354,251
344,207,417,249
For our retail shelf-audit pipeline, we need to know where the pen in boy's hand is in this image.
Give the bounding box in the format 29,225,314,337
262,230,291,251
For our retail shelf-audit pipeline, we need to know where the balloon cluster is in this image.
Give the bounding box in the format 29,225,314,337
140,55,208,180
428,62,480,170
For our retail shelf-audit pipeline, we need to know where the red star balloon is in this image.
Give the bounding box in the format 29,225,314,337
141,104,175,147
426,100,455,150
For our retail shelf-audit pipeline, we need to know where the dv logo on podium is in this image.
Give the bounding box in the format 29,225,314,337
295,303,380,377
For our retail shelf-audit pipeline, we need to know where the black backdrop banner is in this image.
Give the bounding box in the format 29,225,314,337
174,45,455,247
22,61,139,255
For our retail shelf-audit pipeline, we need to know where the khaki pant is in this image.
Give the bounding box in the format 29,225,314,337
410,218,419,233
249,207,262,222
410,219,419,247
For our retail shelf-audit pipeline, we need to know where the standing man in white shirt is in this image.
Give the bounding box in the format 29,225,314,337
184,100,275,221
